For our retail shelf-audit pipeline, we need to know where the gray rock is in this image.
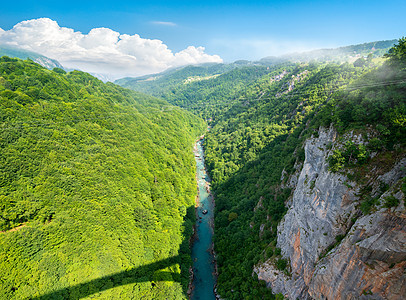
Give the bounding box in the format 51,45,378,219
255,127,406,299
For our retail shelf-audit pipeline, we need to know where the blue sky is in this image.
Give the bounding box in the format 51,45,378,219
0,1,404,78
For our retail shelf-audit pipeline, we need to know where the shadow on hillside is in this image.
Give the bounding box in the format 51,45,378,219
31,256,181,300
30,206,196,300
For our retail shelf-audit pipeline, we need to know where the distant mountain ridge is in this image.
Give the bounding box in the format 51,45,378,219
115,62,248,96
0,44,64,69
261,39,398,63
116,39,397,97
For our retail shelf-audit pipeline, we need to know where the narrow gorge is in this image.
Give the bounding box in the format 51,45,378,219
1,37,405,300
191,138,217,300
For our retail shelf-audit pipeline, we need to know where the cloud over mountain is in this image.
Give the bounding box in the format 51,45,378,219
0,18,223,80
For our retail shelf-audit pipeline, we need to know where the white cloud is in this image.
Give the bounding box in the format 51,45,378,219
0,18,222,80
175,46,224,65
151,21,177,27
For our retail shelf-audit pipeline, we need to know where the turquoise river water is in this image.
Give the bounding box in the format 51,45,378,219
190,139,217,300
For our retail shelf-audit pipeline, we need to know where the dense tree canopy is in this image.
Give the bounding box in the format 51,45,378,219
122,38,406,299
385,37,406,68
1,38,405,300
0,57,205,299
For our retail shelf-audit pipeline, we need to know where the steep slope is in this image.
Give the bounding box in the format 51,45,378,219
35,37,404,299
256,127,405,299
134,39,406,299
116,62,275,118
116,40,396,118
202,63,369,299
0,57,205,299
115,63,235,96
208,39,406,299
253,40,406,299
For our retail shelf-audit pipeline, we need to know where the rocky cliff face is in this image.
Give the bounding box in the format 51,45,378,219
255,127,406,299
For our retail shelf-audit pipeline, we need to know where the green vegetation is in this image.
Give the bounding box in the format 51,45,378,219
2,38,405,300
383,195,400,208
385,37,406,68
115,63,241,97
202,63,367,299
209,40,405,299
119,38,405,299
328,141,369,172
116,62,300,120
275,258,287,271
0,57,205,299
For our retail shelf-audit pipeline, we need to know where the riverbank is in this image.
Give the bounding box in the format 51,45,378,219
189,137,218,300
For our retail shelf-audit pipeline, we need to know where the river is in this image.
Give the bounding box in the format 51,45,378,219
190,138,217,300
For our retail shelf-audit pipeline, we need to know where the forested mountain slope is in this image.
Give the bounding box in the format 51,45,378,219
115,63,237,96
207,39,406,299
0,57,205,299
119,38,405,299
2,37,405,300
115,61,270,117
116,40,396,118
262,39,397,64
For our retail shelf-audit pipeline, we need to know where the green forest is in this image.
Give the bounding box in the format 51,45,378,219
1,37,405,300
0,57,205,299
205,42,406,299
122,38,406,299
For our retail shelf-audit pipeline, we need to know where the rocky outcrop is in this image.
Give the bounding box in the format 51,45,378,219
308,208,406,299
276,70,309,97
255,127,406,299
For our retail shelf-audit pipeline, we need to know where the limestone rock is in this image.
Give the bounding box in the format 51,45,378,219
255,127,406,299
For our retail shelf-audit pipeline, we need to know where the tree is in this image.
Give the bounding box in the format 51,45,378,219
384,37,406,68
228,212,238,222
353,57,366,68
